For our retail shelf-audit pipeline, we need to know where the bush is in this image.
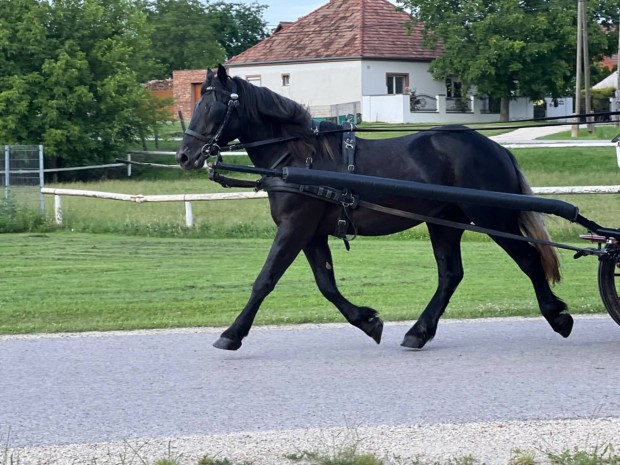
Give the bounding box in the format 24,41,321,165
0,195,51,233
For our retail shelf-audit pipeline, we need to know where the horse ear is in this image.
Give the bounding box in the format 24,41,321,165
206,68,214,81
217,64,228,85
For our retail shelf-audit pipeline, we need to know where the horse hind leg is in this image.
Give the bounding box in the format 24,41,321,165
402,223,465,349
469,208,573,338
492,233,572,337
303,235,384,343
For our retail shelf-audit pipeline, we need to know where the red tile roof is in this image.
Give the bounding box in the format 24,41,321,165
226,0,441,66
602,53,619,71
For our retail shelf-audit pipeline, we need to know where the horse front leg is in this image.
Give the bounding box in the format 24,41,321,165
402,223,465,349
303,235,383,343
213,224,310,350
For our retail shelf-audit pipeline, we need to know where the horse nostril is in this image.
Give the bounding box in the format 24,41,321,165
178,152,189,166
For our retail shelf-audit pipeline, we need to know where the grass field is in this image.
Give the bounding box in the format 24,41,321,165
2,127,620,335
542,124,620,140
0,232,607,334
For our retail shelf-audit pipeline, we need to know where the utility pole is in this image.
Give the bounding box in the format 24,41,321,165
615,16,620,127
582,0,593,133
572,0,584,137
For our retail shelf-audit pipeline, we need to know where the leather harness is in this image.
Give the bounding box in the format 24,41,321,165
205,121,604,257
209,118,361,249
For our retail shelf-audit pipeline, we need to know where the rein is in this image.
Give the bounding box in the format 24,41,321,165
194,110,620,156
319,111,620,137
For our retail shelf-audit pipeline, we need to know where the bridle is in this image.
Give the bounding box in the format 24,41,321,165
184,79,240,168
182,78,302,169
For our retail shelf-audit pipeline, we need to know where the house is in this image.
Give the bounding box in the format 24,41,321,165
173,0,534,123
143,78,175,118
601,53,619,72
593,70,619,90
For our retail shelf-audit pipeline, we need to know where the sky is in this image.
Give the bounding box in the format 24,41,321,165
231,0,400,29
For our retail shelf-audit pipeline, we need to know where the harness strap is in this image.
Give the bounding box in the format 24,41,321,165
335,121,358,248
209,166,604,257
210,172,260,189
342,121,356,174
259,177,359,207
258,175,600,255
356,199,603,256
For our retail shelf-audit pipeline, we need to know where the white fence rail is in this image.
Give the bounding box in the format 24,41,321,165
41,185,620,228
41,187,267,227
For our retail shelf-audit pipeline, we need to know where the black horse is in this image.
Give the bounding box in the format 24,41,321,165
177,64,572,351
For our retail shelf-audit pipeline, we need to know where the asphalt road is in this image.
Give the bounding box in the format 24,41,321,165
2,315,620,449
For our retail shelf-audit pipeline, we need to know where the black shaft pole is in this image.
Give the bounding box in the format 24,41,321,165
283,167,580,222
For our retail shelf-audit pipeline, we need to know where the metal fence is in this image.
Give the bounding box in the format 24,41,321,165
1,145,44,214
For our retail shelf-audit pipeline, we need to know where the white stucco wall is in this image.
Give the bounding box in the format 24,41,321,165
544,97,574,121
226,61,362,111
226,59,447,119
227,59,539,124
508,98,535,120
362,94,502,123
360,60,444,96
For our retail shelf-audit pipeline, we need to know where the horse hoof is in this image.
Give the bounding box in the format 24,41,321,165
400,334,428,350
553,313,574,338
367,317,383,344
213,336,242,351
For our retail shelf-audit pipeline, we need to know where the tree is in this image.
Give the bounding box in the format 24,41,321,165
396,0,619,120
146,0,227,78
0,0,163,168
144,1,269,77
205,1,269,58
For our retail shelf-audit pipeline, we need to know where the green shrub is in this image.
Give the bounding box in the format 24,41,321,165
0,196,51,233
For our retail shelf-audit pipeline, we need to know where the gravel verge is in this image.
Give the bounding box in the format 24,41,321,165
6,417,620,465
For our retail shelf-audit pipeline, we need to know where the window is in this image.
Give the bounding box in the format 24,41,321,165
445,77,463,98
386,74,408,94
282,74,290,86
246,75,261,87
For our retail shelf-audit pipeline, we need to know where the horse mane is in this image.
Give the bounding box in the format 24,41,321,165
233,77,340,162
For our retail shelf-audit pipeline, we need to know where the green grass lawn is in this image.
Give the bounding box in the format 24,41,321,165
0,233,606,334
541,124,620,140
4,131,620,335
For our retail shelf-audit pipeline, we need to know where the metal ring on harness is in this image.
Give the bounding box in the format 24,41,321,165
201,142,221,156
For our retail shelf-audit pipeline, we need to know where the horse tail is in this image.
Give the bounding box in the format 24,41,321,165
511,154,561,284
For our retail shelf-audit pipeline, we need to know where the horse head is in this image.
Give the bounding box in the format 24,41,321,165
176,64,242,170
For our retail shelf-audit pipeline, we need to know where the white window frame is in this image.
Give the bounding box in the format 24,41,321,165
386,73,409,95
246,75,261,87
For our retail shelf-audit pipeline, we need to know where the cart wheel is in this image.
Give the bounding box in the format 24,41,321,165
597,252,620,326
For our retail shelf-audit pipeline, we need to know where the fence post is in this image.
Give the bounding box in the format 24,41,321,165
4,146,9,199
436,95,446,115
185,201,193,227
39,145,45,213
617,142,620,169
54,194,63,225
127,153,132,177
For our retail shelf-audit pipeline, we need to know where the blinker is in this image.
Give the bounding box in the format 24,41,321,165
210,102,228,124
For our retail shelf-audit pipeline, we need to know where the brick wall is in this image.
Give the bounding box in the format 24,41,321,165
173,69,208,120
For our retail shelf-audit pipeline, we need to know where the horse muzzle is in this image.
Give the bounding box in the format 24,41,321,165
176,148,205,170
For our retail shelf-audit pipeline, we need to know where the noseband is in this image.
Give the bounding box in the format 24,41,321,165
184,79,239,167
